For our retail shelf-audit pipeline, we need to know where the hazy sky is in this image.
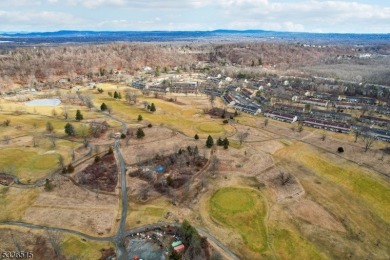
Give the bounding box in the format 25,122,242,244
0,0,389,33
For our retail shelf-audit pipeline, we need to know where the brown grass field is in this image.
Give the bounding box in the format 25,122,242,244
1,86,389,259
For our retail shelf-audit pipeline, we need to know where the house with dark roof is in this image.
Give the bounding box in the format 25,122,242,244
264,111,297,123
359,115,390,127
302,119,350,133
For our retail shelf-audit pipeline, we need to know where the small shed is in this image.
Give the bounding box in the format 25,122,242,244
174,244,185,252
171,241,182,248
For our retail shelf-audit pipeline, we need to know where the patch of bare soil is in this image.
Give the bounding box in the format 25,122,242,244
213,143,276,176
121,132,204,165
233,124,278,142
77,152,118,192
289,198,346,232
257,140,285,154
257,167,304,202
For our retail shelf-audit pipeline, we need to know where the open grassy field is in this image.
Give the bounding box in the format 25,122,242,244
273,142,390,259
61,234,114,259
0,186,40,221
209,187,268,253
271,226,325,260
275,142,390,222
126,197,178,228
0,148,60,181
91,85,236,138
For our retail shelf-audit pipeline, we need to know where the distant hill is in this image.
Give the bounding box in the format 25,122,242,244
0,30,389,46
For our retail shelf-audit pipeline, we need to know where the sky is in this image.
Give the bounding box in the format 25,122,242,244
0,0,389,33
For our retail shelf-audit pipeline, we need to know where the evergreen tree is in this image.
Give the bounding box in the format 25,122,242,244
67,163,75,173
113,91,119,99
75,110,83,121
217,137,223,146
44,179,53,191
150,103,156,112
137,114,143,121
206,135,214,148
223,137,229,149
194,134,199,140
64,123,75,136
136,128,145,139
100,102,108,111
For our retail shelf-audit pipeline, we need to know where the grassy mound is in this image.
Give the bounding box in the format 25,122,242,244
197,122,224,134
209,187,268,253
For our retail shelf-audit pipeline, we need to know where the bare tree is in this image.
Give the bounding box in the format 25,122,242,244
46,121,54,133
3,119,10,127
79,124,90,148
237,131,249,146
51,108,57,117
63,105,69,120
48,134,57,148
58,154,65,169
79,94,94,110
139,186,149,201
125,90,138,104
3,135,10,144
32,134,39,147
278,171,294,186
352,128,361,142
124,129,133,146
362,133,376,152
46,231,62,257
10,232,22,251
209,156,220,176
208,91,216,108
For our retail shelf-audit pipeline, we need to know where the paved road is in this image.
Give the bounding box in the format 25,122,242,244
113,139,129,260
103,112,129,260
0,109,239,260
0,221,115,242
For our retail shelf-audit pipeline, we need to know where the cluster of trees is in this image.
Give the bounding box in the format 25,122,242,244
147,103,156,112
174,220,210,260
216,137,230,149
2,119,11,127
205,135,230,149
2,42,389,92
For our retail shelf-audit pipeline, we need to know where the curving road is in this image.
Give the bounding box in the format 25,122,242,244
113,138,129,260
102,112,129,260
0,109,239,260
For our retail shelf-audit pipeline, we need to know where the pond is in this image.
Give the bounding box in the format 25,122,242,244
24,98,61,107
